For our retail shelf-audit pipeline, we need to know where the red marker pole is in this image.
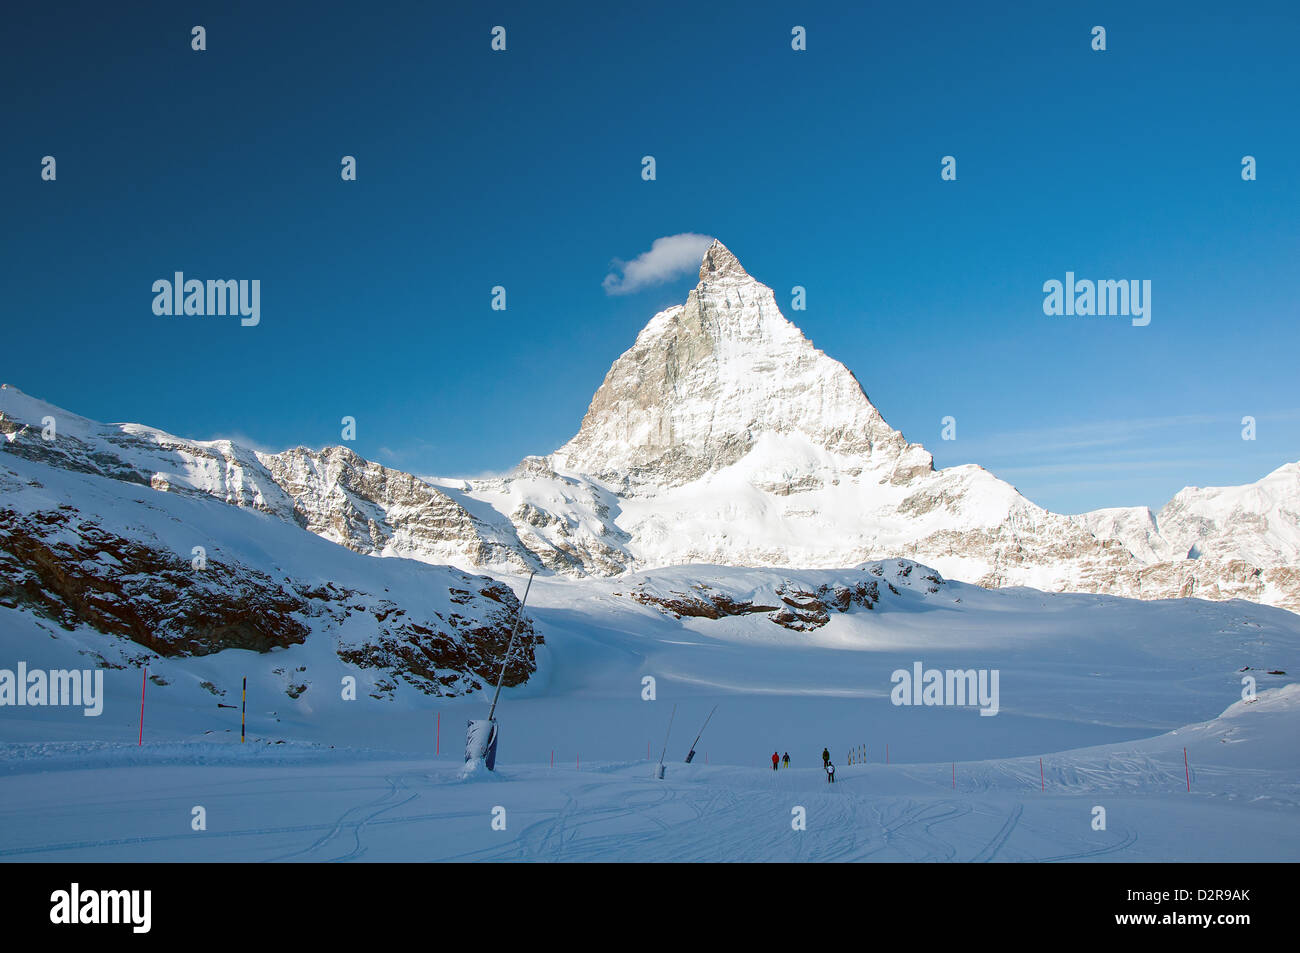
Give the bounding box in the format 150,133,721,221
241,676,246,744
138,667,147,746
1040,758,1045,791
550,750,553,768
1184,747,1190,791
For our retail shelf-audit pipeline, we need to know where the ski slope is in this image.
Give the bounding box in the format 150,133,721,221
0,685,1295,862
2,564,1298,862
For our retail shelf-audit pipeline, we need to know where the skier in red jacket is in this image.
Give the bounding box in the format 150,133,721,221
771,751,779,771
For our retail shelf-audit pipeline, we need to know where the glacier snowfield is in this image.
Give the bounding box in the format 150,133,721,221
2,572,1298,862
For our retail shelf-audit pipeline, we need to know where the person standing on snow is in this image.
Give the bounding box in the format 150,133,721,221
771,751,779,771
825,761,836,783
822,747,830,768
782,752,790,768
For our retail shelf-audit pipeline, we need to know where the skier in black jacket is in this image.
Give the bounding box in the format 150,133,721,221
782,752,790,768
822,747,830,768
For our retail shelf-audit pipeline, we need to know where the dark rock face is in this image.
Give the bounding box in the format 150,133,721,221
0,506,310,656
338,583,540,698
630,584,779,620
624,561,945,631
770,580,889,630
0,502,540,698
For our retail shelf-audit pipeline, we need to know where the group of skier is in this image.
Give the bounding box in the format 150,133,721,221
769,747,835,782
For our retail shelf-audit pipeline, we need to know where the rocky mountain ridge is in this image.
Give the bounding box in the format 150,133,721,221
0,439,540,698
2,240,1296,613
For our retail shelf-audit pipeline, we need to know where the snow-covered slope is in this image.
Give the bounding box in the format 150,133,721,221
3,557,1298,861
0,445,540,699
1072,506,1170,563
1072,465,1300,570
1154,461,1300,565
3,684,1299,862
0,384,546,573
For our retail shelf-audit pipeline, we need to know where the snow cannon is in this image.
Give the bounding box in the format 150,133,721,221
467,571,535,772
465,718,499,770
652,702,677,780
683,705,716,763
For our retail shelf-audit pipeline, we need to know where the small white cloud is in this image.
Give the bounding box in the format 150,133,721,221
602,233,714,295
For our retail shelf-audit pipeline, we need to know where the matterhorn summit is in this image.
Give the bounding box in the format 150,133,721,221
551,240,933,492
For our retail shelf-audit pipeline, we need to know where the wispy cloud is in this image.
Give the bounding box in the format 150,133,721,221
996,458,1227,478
951,409,1300,460
602,233,713,295
931,409,1300,512
376,439,441,469
957,413,1227,457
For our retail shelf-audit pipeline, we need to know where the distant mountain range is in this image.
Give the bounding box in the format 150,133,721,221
3,239,1297,629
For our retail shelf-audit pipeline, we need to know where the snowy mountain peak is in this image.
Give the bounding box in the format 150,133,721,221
698,238,750,283
551,241,931,491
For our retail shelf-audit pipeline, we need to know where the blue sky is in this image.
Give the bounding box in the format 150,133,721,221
3,0,1297,513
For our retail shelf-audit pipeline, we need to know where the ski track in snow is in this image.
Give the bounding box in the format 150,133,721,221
2,685,1296,862
267,775,421,863
0,755,1279,862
